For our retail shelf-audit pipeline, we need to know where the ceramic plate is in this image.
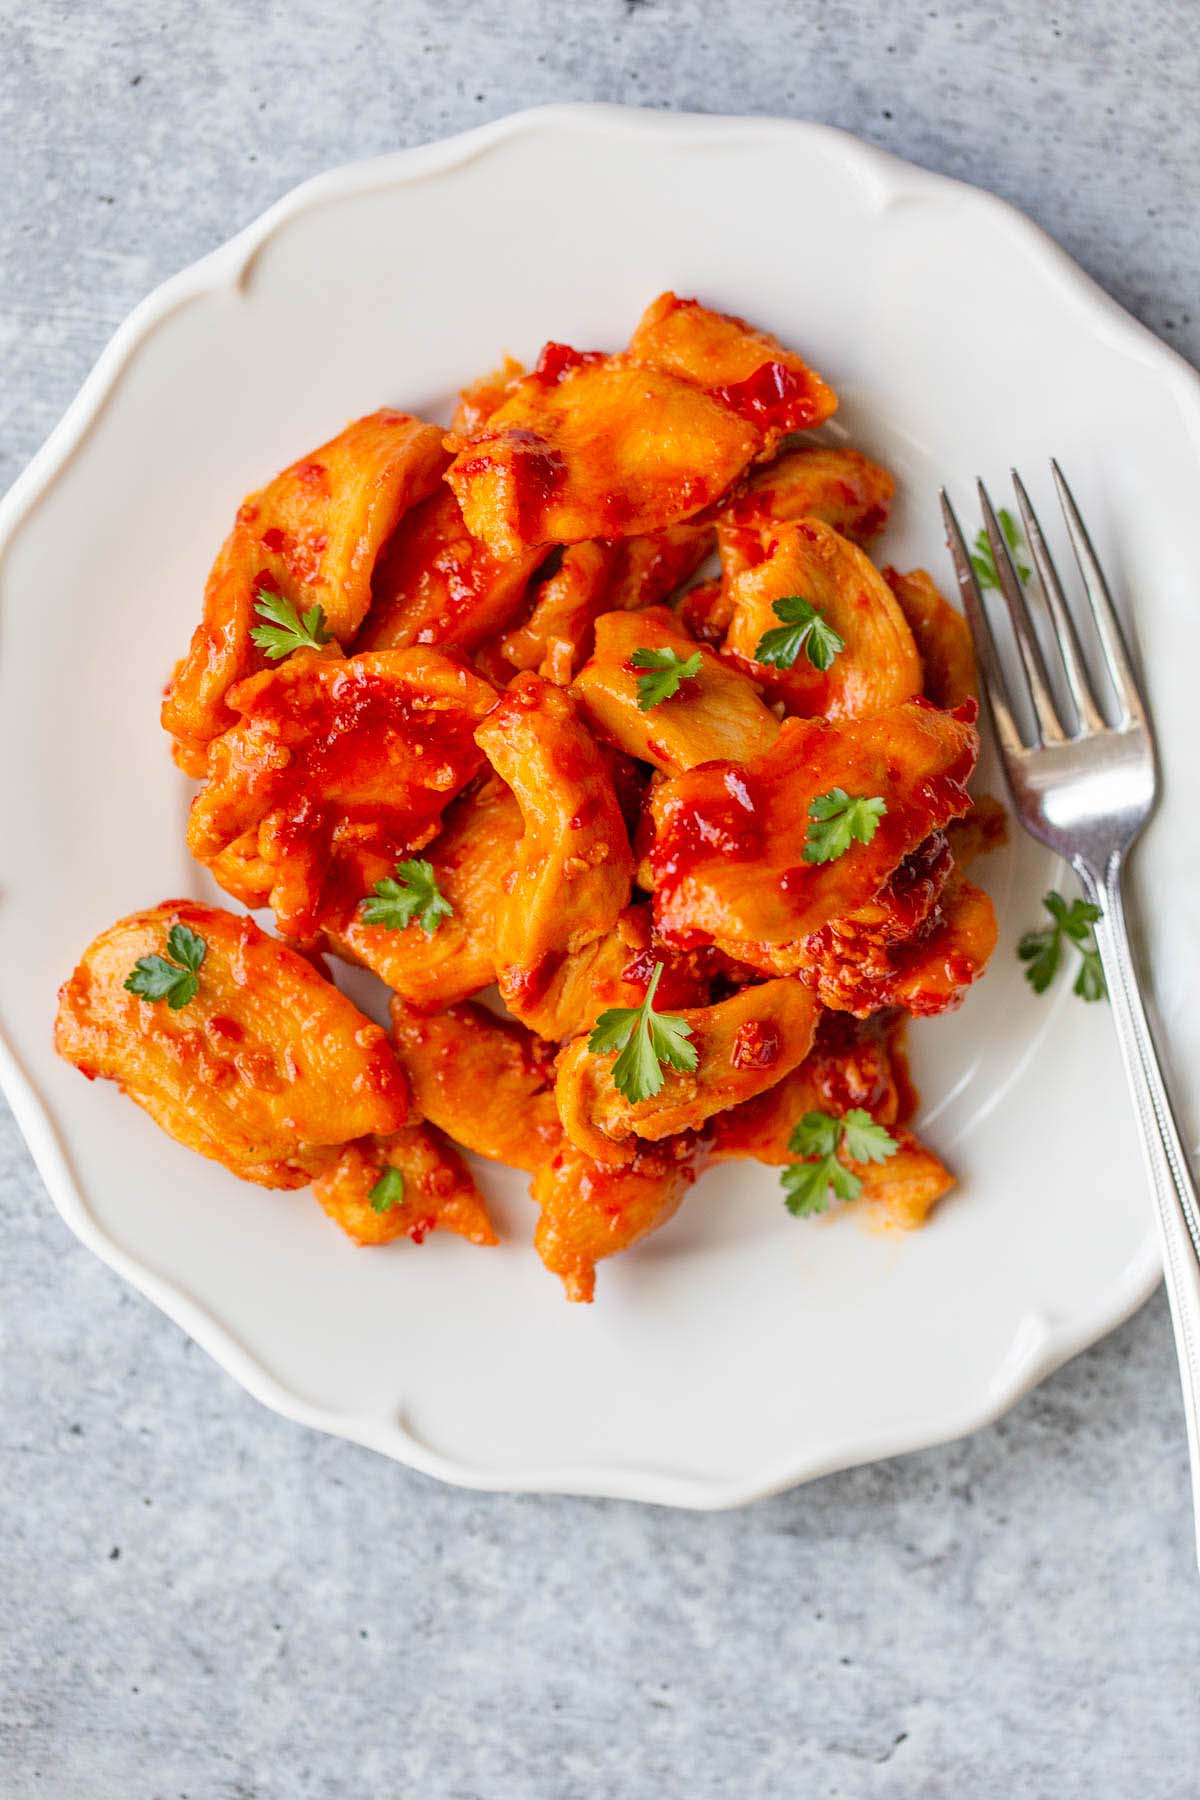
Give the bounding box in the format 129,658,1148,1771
3,105,1198,1507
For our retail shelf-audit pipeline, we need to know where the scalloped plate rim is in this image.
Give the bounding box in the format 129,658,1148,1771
2,101,1189,1509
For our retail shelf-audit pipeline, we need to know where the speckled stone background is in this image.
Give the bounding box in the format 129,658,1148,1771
3,3,1200,1795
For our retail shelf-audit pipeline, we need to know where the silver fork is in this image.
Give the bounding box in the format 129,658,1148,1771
942,465,1200,1566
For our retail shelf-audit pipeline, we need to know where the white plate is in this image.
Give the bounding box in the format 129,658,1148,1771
3,105,1198,1508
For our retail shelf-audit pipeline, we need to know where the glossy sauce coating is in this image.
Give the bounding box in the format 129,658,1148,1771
356,485,545,656
498,541,618,684
496,901,708,1043
163,410,447,772
711,1012,906,1158
324,775,521,1010
710,1013,954,1227
718,445,895,568
531,1135,703,1303
648,700,982,986
313,1127,496,1248
55,901,408,1188
446,356,759,557
882,565,978,710
554,977,819,1163
573,606,780,775
475,673,634,970
627,291,837,456
721,517,922,720
390,996,563,1172
187,648,496,940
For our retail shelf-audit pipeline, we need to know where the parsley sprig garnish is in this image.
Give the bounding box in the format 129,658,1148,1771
629,646,703,711
124,923,207,1011
780,1109,899,1216
250,588,332,660
369,1167,406,1214
753,595,845,672
802,789,887,865
587,961,698,1104
971,508,1031,591
1018,889,1106,1002
360,860,453,936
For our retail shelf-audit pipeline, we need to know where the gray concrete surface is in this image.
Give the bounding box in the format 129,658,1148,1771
3,3,1199,1795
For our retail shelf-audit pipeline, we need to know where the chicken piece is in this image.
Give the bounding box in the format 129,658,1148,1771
474,674,634,973
887,869,998,1016
54,902,408,1189
499,923,644,1041
790,849,996,1018
163,411,447,774
689,441,895,635
497,541,619,684
450,355,526,434
312,1127,496,1248
945,793,1008,867
572,607,780,775
648,701,979,976
605,518,717,611
390,997,562,1172
794,831,956,1015
627,291,837,456
323,775,521,1010
497,521,721,689
709,1012,952,1226
722,518,922,720
355,485,544,655
187,648,496,940
716,444,895,575
498,902,710,1042
607,743,655,840
531,1135,703,1303
852,1134,956,1228
555,977,819,1165
677,577,730,645
445,348,759,558
711,1012,906,1160
716,1100,951,1228
883,566,978,709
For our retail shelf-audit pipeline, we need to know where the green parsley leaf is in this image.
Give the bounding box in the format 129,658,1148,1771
611,1021,668,1106
787,1110,842,1161
826,1159,863,1204
780,1158,843,1217
369,1166,406,1214
753,595,846,673
841,1108,900,1165
360,860,453,936
802,788,887,865
249,588,332,660
971,508,1031,590
780,1107,899,1218
1018,927,1061,994
166,924,206,974
1019,889,1107,1002
1045,892,1102,943
587,961,698,1104
644,1008,698,1077
629,646,703,711
586,1009,638,1056
1073,948,1107,1003
124,925,208,1011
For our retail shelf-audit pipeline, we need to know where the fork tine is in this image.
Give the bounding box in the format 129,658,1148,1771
1051,460,1143,728
940,490,1026,759
977,481,1065,745
1010,469,1107,737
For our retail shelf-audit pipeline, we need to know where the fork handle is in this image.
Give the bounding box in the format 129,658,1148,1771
1079,854,1200,1567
